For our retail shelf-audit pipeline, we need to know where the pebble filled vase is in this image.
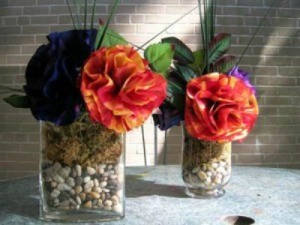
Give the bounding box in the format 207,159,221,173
39,113,125,222
181,126,231,198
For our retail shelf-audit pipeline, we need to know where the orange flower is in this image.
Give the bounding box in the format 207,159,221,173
185,73,259,142
80,45,167,133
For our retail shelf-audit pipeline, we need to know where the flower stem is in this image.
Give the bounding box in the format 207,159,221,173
139,5,198,50
90,0,96,29
0,85,24,93
73,0,81,29
235,0,280,67
66,0,77,29
95,0,119,49
84,0,87,30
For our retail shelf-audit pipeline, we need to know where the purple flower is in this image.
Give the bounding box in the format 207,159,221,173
24,29,97,125
227,66,256,94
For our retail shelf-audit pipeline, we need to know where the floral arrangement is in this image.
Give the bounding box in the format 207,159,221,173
151,0,260,143
2,1,167,135
2,0,276,144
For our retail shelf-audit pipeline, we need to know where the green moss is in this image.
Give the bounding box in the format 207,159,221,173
182,132,231,170
42,113,123,167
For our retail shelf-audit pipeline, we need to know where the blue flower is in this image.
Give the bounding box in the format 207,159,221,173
152,102,183,130
24,29,97,125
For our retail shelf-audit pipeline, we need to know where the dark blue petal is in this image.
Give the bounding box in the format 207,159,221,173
24,29,97,125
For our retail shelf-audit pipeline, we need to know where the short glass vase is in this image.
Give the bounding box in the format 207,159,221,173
39,113,125,222
181,126,231,198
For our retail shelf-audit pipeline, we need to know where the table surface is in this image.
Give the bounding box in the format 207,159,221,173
0,165,299,225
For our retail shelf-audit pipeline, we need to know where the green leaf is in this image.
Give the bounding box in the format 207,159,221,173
174,63,197,82
167,80,185,112
167,79,185,95
95,26,127,48
212,55,237,73
162,37,194,64
168,93,185,112
207,33,231,65
4,95,30,108
144,43,174,73
189,49,205,73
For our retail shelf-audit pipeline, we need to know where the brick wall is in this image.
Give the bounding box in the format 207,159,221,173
0,0,299,180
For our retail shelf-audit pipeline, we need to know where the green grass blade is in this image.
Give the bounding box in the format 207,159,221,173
139,5,198,50
95,0,119,49
66,0,77,29
84,0,87,30
90,0,96,29
235,0,278,66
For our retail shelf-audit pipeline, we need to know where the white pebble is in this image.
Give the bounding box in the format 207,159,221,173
205,177,212,185
98,168,104,174
76,196,82,205
58,168,69,179
66,177,75,187
112,204,123,214
51,181,57,188
212,162,219,169
57,183,71,191
117,190,123,199
109,174,118,180
59,200,69,208
103,171,114,177
118,175,124,183
104,206,112,211
219,161,227,167
53,162,62,171
84,187,92,193
102,188,110,193
197,171,207,180
93,186,102,193
71,168,77,177
192,167,200,173
111,195,119,205
84,180,94,191
69,198,77,206
215,178,222,184
75,164,82,177
50,189,60,198
206,171,212,177
69,189,75,196
83,176,91,183
104,200,112,207
100,181,107,188
53,174,64,183
87,166,96,175
74,186,82,194
94,179,99,187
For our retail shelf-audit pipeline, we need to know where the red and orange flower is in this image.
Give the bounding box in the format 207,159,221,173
185,72,259,142
80,45,167,133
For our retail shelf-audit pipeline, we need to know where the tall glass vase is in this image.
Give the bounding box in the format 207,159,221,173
181,125,231,198
39,113,125,222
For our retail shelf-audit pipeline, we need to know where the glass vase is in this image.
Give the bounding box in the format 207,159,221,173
39,113,125,222
181,126,231,198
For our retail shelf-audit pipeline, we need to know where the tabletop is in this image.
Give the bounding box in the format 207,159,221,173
0,165,299,225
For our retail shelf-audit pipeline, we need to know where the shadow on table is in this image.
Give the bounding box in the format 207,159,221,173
126,175,188,198
0,176,40,220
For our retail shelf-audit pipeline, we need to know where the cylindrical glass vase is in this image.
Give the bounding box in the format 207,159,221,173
181,126,231,198
39,113,125,222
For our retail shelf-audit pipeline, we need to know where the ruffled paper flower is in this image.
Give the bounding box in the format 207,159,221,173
24,29,97,125
185,72,259,142
80,45,167,133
